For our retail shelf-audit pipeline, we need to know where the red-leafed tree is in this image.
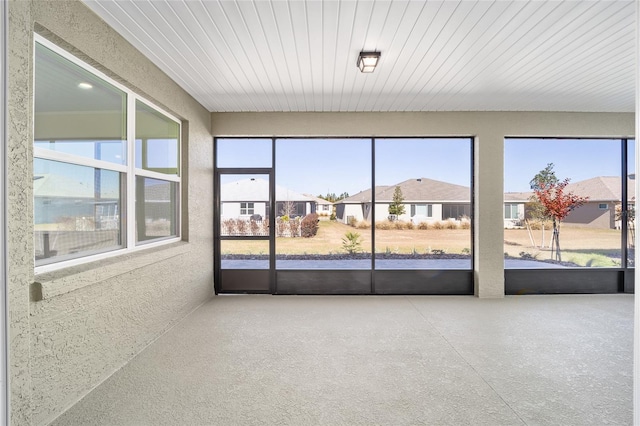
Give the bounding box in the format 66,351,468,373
533,178,588,262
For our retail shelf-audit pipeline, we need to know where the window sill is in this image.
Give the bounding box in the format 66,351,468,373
33,241,191,301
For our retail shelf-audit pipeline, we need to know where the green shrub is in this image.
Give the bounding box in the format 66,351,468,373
342,232,362,254
330,213,337,221
301,213,319,237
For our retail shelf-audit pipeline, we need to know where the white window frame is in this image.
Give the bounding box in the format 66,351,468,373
504,203,519,220
34,35,181,274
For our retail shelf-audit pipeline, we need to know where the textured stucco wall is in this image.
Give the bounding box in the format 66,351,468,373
211,112,634,298
8,1,213,425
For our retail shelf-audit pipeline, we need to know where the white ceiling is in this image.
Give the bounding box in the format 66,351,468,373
82,0,635,113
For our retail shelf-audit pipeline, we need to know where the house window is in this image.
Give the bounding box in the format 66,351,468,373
34,37,181,270
412,204,433,218
504,204,519,220
241,202,255,215
599,203,608,210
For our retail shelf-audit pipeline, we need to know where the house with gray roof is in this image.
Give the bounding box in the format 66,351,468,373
220,177,317,220
337,175,636,229
336,177,471,224
504,176,636,229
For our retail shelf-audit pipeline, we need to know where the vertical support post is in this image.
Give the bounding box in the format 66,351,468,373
474,132,505,297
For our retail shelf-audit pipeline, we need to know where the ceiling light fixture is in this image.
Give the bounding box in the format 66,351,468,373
78,82,93,89
357,51,380,73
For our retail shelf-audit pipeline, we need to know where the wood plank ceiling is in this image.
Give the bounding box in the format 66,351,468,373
82,0,635,113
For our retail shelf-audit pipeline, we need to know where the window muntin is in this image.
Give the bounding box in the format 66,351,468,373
34,37,181,270
240,202,255,216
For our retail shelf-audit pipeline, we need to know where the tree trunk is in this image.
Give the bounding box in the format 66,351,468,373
551,219,561,262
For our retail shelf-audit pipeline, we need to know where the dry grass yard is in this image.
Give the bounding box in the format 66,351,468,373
221,220,630,267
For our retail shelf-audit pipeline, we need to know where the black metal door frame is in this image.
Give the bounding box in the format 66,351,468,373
214,166,275,294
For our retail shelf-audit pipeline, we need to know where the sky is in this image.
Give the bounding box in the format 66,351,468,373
218,138,471,196
218,137,634,196
504,138,634,193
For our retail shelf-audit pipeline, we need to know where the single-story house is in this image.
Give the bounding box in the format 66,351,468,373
336,175,635,230
335,177,471,224
304,194,333,216
504,175,636,229
220,177,317,220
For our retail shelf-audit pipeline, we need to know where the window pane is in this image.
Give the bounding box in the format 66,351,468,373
375,138,472,270
34,159,123,264
135,100,179,175
504,138,621,268
34,43,126,164
275,138,371,269
136,177,178,243
217,138,272,168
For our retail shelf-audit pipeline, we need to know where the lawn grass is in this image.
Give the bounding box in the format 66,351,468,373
221,220,472,256
504,226,623,267
221,221,627,268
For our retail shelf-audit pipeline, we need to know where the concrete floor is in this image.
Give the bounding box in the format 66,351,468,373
53,295,633,425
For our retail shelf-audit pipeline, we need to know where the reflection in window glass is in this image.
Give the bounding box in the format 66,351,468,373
135,177,177,243
275,138,371,269
217,138,272,168
135,100,179,175
34,43,126,164
504,139,622,268
375,138,472,270
34,159,123,264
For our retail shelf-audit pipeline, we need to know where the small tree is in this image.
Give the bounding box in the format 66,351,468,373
528,163,559,247
342,232,362,254
533,178,588,262
388,186,406,218
529,163,559,190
